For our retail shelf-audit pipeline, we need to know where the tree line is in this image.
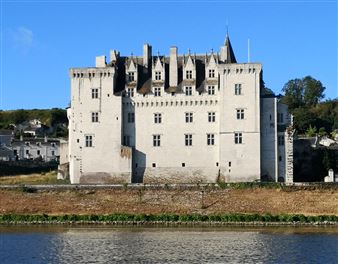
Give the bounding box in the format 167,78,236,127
281,76,337,136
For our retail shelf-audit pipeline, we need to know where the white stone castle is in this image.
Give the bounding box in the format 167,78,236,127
67,34,293,184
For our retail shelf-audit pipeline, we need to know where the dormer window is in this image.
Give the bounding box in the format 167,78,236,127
154,87,161,97
126,88,134,97
185,86,192,96
155,71,162,81
186,70,192,79
128,72,135,82
207,86,215,95
208,69,215,78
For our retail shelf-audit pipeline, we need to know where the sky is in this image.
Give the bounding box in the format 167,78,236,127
1,0,337,110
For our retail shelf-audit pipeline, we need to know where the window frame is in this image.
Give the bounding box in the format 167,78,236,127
85,135,93,147
208,69,215,78
154,113,162,124
207,133,215,145
91,88,99,99
185,134,192,146
154,87,161,97
128,72,135,82
186,70,193,79
208,112,216,123
185,112,193,123
155,71,162,81
234,132,243,144
207,85,215,95
153,134,161,147
235,83,242,95
185,86,192,96
91,112,99,123
236,109,245,120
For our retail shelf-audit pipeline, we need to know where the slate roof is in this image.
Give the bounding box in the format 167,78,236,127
113,35,237,95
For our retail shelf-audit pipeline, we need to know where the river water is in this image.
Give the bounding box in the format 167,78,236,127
1,226,338,263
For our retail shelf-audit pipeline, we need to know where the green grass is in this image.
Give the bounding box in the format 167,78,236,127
0,213,337,224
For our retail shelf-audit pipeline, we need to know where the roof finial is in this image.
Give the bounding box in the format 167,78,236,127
211,48,214,54
188,48,191,55
157,50,160,57
226,17,229,37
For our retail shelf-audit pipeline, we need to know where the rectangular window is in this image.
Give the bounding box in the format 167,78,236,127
85,135,93,147
236,109,244,120
208,69,215,78
207,134,215,145
278,135,285,146
234,132,243,144
153,135,161,147
235,84,242,95
207,85,215,95
185,134,192,146
154,87,161,97
123,135,131,146
185,86,192,96
277,113,284,123
127,112,135,123
91,88,99,99
185,112,193,123
128,72,135,82
126,88,134,97
26,150,29,154
51,151,55,156
92,112,99,122
182,163,185,167
152,163,156,167
186,70,192,79
155,71,162,81
208,112,216,122
37,150,40,155
154,113,162,124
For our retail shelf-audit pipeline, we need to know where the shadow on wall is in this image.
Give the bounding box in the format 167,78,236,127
294,138,338,182
132,149,146,183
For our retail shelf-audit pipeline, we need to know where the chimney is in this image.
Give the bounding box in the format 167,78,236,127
96,56,106,67
44,135,48,143
110,50,119,64
169,46,178,88
143,43,152,68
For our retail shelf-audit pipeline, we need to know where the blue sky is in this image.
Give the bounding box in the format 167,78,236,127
1,0,337,110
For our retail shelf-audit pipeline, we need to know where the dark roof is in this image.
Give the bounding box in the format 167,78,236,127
0,130,13,136
113,35,238,95
224,35,237,63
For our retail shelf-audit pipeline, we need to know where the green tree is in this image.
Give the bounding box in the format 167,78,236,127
281,78,304,111
281,76,325,112
303,76,325,107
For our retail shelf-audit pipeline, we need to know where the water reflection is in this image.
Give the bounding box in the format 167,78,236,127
1,226,338,264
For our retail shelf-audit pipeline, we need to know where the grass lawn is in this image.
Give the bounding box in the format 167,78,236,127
0,171,69,185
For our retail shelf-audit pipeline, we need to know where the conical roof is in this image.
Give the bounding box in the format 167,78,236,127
224,35,237,63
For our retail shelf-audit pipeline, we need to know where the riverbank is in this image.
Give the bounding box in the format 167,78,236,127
1,184,337,217
1,213,337,226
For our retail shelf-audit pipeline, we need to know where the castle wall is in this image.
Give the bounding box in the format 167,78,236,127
68,68,131,184
218,64,261,182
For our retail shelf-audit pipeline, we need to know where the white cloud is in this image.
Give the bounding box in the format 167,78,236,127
10,27,34,54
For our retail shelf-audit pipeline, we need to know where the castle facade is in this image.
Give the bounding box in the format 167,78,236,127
68,35,293,184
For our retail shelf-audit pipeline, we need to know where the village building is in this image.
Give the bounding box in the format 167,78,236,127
67,34,293,184
11,136,60,162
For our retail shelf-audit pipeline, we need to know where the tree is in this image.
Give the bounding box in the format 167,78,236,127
303,76,325,107
281,78,304,111
281,76,325,112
